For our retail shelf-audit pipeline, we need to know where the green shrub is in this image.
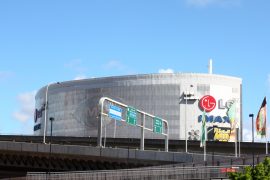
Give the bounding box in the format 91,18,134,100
229,157,270,180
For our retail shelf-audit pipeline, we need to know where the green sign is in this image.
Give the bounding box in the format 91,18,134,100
153,117,163,134
126,106,137,125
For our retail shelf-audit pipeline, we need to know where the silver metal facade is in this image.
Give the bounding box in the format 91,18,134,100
34,73,242,140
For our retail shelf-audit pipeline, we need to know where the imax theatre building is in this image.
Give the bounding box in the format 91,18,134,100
34,73,242,142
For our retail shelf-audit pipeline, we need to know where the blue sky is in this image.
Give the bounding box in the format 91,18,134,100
0,0,269,141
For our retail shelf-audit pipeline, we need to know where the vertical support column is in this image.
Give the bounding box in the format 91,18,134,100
185,92,188,153
235,128,238,157
165,121,169,152
250,113,254,179
140,114,145,151
104,122,107,147
165,135,169,152
266,141,268,154
204,137,207,162
97,99,104,147
239,127,241,157
113,120,116,138
43,84,50,144
266,102,268,154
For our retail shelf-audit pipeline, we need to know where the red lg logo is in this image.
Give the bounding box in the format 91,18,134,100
199,95,216,112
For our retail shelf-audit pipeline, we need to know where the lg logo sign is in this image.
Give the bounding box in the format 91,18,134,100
199,95,216,112
199,95,237,112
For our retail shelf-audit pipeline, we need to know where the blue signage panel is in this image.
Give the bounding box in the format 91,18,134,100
109,105,122,121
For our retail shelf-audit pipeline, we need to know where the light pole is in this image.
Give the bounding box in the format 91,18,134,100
49,117,54,176
43,83,51,144
185,90,187,153
249,113,254,178
43,82,60,144
185,85,194,153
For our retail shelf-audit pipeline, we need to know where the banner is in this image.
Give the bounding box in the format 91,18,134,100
200,111,206,147
256,97,267,137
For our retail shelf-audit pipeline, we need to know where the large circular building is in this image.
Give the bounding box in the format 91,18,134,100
34,73,242,141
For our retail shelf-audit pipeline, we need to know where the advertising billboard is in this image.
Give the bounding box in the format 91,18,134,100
188,85,240,142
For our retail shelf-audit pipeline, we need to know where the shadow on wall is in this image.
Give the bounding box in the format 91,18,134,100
72,89,127,136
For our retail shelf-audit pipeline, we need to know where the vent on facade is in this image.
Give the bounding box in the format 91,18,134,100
197,84,210,92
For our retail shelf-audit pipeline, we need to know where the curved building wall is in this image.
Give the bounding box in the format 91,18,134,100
34,73,242,141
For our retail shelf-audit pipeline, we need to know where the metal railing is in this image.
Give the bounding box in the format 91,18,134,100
27,165,246,180
98,97,169,152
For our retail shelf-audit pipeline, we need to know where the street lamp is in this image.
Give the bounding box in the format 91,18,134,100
249,114,254,143
249,113,254,178
43,83,51,144
49,117,54,176
185,90,187,153
184,85,194,153
43,82,60,144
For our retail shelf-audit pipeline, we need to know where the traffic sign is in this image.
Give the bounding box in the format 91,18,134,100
109,105,122,121
153,117,163,133
126,106,137,125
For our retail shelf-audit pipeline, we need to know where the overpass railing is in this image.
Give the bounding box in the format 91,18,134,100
26,165,246,180
98,97,169,152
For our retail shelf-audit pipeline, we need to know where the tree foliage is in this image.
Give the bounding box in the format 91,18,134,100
229,157,270,180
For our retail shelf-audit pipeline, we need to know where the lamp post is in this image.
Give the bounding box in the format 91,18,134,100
43,82,60,144
49,117,54,176
184,85,194,153
185,90,187,153
249,113,254,178
43,84,51,144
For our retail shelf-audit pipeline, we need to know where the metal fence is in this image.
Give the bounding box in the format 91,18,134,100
26,165,246,180
22,153,270,180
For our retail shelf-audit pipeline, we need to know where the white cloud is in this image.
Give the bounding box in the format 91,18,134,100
74,75,87,80
0,71,13,81
65,59,89,80
13,91,36,122
65,59,86,72
102,60,137,75
158,68,174,74
13,112,29,122
187,0,215,6
242,128,252,142
242,127,269,142
267,74,270,92
104,60,126,71
186,0,240,7
64,59,97,80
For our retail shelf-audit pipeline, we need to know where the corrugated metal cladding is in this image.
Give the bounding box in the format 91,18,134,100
34,73,242,141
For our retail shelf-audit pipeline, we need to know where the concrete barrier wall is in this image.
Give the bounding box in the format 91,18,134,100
0,141,193,164
0,141,266,167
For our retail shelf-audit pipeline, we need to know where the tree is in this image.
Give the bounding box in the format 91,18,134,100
229,157,270,180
